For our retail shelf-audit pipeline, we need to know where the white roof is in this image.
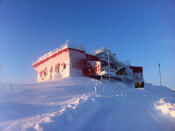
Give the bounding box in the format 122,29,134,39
32,41,84,65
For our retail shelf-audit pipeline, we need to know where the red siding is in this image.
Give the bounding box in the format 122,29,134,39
129,66,143,73
86,54,99,61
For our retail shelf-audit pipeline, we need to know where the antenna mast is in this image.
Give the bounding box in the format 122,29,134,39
107,50,111,80
65,40,69,45
158,63,162,86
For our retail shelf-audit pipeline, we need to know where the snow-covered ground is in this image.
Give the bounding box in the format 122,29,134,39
0,77,175,131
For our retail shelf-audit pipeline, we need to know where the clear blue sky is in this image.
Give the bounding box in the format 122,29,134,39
0,0,175,88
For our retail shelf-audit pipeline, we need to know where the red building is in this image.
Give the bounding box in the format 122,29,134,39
32,42,98,82
33,41,144,83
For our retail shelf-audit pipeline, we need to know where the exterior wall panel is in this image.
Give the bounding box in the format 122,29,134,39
34,50,70,82
69,49,86,76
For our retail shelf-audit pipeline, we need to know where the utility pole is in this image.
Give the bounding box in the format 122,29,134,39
158,63,162,86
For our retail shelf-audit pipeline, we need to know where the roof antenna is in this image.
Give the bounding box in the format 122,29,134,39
65,40,69,45
80,43,83,49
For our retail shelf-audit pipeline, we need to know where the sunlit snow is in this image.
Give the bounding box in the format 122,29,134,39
0,77,175,131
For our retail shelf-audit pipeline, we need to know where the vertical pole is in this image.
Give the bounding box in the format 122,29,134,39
107,51,110,80
0,65,0,82
158,63,161,86
122,68,124,83
65,40,69,46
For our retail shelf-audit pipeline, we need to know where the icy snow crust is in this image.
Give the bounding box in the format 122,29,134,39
0,77,175,131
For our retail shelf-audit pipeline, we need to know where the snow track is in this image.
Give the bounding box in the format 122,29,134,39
0,78,175,131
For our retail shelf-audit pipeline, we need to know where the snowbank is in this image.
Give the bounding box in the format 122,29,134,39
156,99,175,118
0,77,175,131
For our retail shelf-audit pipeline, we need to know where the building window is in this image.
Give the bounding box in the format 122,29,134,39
55,64,60,72
63,63,66,69
40,72,42,77
44,68,47,76
50,66,53,73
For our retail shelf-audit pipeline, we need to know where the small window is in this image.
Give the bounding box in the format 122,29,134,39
50,66,53,73
55,65,57,72
44,71,46,76
40,72,42,77
44,68,47,76
63,63,66,69
55,64,60,73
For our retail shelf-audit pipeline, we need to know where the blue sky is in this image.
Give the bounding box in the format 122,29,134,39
0,0,175,89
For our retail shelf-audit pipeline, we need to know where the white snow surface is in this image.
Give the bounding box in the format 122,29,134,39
0,77,175,131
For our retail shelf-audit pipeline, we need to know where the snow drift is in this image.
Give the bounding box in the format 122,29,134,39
0,77,175,131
